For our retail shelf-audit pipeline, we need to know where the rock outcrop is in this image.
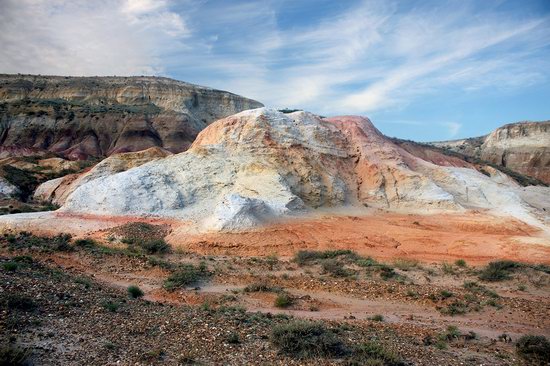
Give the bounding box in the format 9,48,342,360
431,121,550,184
55,108,547,232
34,147,172,205
0,74,263,160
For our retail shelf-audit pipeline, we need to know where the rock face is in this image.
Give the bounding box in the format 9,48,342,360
57,108,547,232
0,74,263,160
431,121,550,184
34,147,172,205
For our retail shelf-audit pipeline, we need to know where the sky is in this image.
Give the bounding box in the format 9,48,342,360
1,0,549,141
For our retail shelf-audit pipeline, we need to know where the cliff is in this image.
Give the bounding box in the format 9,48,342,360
0,74,263,159
431,121,550,184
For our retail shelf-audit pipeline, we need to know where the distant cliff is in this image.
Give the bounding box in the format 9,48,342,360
0,74,263,159
431,121,550,184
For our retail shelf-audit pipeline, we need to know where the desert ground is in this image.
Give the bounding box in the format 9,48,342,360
2,209,549,365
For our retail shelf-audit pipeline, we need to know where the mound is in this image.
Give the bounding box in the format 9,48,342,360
56,108,548,232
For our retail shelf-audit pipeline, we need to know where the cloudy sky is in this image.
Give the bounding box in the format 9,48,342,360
1,0,549,141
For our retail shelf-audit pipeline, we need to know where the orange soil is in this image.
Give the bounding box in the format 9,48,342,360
168,211,550,265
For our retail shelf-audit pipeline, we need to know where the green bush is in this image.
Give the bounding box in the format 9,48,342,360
102,300,120,312
455,259,467,268
350,341,404,366
2,262,18,271
322,259,353,277
294,249,359,265
5,294,36,311
379,267,397,280
163,264,209,291
274,292,293,308
271,321,346,359
139,239,170,255
74,238,97,248
244,282,281,293
4,232,72,252
370,314,384,322
127,285,144,298
516,335,550,365
479,260,521,281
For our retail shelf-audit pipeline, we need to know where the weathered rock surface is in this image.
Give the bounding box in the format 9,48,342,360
431,121,550,184
55,108,548,232
0,74,263,159
34,147,172,205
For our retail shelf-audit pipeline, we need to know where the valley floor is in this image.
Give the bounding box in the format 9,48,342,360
1,217,549,365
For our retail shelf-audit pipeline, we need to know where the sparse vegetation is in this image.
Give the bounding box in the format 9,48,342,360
393,258,419,271
3,232,72,252
479,260,521,281
4,294,36,311
321,258,354,277
244,282,281,293
294,249,359,265
370,314,384,322
515,335,550,365
274,292,293,308
350,341,404,366
271,321,346,359
163,263,210,291
455,259,467,268
127,285,144,298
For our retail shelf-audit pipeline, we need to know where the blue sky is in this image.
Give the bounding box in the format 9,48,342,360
1,0,549,141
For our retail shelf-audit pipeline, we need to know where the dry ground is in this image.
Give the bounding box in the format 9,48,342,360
1,220,549,365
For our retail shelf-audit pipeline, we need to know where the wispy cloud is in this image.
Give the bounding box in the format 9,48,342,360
1,0,549,139
0,0,187,75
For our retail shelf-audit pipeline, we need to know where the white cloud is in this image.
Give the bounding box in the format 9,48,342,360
1,0,549,140
0,0,187,76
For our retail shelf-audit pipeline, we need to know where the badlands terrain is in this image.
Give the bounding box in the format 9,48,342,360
1,75,549,366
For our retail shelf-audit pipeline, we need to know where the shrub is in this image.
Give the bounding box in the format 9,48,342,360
370,314,384,322
455,259,467,268
322,259,353,277
5,294,36,311
393,258,419,271
441,262,455,275
350,341,404,366
226,332,241,344
139,239,170,255
271,321,346,359
2,262,18,271
127,285,144,298
439,290,453,299
294,249,359,265
244,282,280,293
74,238,97,248
75,277,93,289
379,267,397,280
4,232,72,252
516,335,550,365
274,293,293,308
0,344,30,366
163,264,209,291
102,300,120,312
479,260,521,281
440,301,468,316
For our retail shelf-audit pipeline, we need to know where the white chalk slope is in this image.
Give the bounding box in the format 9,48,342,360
59,108,549,232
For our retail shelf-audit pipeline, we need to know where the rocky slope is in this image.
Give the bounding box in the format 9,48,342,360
42,108,547,232
431,121,550,184
0,74,263,160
